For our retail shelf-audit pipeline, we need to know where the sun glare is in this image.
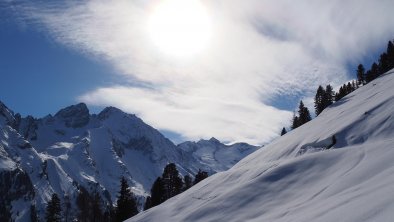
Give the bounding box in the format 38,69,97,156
147,0,212,57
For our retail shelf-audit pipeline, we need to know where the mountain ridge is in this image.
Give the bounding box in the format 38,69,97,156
0,101,258,221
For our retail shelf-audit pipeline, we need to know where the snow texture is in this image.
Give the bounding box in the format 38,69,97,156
128,69,394,222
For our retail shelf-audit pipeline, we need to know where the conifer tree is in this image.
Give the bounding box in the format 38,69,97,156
298,100,311,125
194,170,209,185
92,192,104,222
149,177,165,209
162,163,183,200
76,187,92,222
291,112,299,129
46,193,62,222
366,62,379,83
346,82,353,94
280,127,287,136
115,177,138,222
356,64,365,85
30,204,39,222
386,40,394,70
325,84,334,106
378,52,390,74
314,85,325,116
183,175,193,191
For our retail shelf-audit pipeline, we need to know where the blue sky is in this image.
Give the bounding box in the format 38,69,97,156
0,17,116,116
1,0,394,144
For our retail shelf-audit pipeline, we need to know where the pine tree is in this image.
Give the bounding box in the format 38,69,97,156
366,62,379,83
314,85,325,116
356,64,365,85
386,40,394,70
183,175,193,191
92,192,104,222
45,193,62,222
115,177,138,222
378,52,390,74
76,186,92,222
194,170,208,185
298,100,311,126
325,84,334,106
291,112,299,129
162,163,183,200
149,177,165,209
346,82,353,94
280,127,287,136
30,204,39,222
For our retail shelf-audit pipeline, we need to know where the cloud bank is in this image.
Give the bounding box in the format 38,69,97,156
7,0,394,144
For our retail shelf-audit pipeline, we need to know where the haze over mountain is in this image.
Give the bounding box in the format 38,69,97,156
0,102,258,221
128,69,394,222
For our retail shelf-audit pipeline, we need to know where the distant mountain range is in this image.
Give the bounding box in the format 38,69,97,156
0,101,259,221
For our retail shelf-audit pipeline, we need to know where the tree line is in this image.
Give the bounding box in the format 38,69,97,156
281,39,394,134
144,163,208,210
41,163,208,222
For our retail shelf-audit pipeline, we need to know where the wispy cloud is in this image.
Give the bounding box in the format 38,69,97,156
6,0,394,144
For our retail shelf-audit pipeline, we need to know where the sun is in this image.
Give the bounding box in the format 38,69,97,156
147,0,212,57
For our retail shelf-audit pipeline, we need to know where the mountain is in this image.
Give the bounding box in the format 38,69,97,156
128,70,394,222
0,102,258,221
178,138,259,173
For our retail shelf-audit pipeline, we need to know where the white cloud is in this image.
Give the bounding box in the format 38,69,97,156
9,0,394,144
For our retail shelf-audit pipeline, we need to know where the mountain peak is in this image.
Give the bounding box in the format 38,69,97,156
208,137,221,144
98,106,128,120
0,100,16,127
54,103,90,128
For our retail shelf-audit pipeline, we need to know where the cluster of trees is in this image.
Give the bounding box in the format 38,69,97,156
44,177,138,222
144,163,208,210
291,101,312,129
42,164,209,221
357,41,394,84
314,85,334,116
281,39,394,135
334,81,358,101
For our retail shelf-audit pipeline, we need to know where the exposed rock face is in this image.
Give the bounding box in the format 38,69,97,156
0,101,16,127
54,103,90,128
0,169,35,222
18,115,38,141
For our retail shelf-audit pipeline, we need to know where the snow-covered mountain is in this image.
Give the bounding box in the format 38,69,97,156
0,102,258,221
128,69,394,222
178,138,259,173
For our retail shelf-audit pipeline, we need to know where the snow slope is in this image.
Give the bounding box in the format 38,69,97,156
128,69,394,222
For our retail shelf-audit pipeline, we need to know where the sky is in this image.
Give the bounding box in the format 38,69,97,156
1,0,394,145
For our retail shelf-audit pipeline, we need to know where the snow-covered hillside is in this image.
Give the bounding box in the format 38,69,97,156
128,69,394,222
0,102,257,221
